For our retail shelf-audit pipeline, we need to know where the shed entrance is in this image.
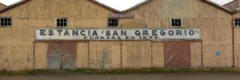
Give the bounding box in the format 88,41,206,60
164,41,191,67
48,42,76,69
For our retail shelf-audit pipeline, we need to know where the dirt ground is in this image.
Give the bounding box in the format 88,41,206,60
1,73,240,80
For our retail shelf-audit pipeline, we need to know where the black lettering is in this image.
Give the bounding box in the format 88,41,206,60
117,37,121,40
49,30,54,36
106,37,110,39
126,36,129,40
64,30,70,36
152,30,157,36
189,30,195,35
57,30,63,36
88,30,91,36
112,37,116,39
176,30,182,36
113,31,118,36
101,37,105,39
106,30,111,36
184,30,187,35
121,30,127,36
143,30,148,36
168,30,174,36
80,30,86,36
143,36,147,39
160,30,166,36
95,36,99,39
131,36,135,40
90,37,94,39
40,30,46,36
72,30,78,36
92,30,98,36
149,36,153,39
135,30,141,36
84,36,88,39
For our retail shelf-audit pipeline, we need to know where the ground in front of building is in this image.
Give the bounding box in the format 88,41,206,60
1,73,240,80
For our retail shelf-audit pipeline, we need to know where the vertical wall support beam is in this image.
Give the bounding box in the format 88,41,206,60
232,17,235,68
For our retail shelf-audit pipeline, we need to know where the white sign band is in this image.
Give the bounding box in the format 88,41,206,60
35,28,201,40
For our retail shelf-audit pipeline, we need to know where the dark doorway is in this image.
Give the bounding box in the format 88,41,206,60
48,42,76,69
164,41,191,67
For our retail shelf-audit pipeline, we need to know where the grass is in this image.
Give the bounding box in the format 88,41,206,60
1,68,240,76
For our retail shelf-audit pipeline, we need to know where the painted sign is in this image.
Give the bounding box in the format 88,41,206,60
35,28,201,40
108,14,134,18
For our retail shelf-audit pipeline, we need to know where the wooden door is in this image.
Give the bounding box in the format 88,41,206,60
48,42,77,69
62,42,77,69
164,41,191,67
48,42,62,69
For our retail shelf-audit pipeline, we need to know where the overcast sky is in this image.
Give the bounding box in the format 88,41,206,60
0,0,234,11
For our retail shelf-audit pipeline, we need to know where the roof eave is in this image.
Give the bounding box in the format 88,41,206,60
200,0,234,14
0,2,7,7
0,0,31,14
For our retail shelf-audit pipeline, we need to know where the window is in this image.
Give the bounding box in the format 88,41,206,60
234,18,240,27
0,18,12,27
108,18,118,27
171,19,182,27
56,18,67,28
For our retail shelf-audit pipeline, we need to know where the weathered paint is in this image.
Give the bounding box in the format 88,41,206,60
34,42,48,69
89,41,121,69
47,42,76,69
190,42,202,67
0,0,235,70
76,42,89,68
62,42,76,69
164,41,191,67
233,10,240,68
48,42,62,69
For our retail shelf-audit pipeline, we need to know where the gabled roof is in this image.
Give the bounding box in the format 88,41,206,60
200,0,234,14
0,0,30,13
223,0,236,7
90,0,234,13
222,0,240,13
0,2,7,9
223,0,240,11
0,0,235,14
0,2,6,7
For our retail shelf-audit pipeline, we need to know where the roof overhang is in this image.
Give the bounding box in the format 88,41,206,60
200,0,234,14
0,0,30,14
